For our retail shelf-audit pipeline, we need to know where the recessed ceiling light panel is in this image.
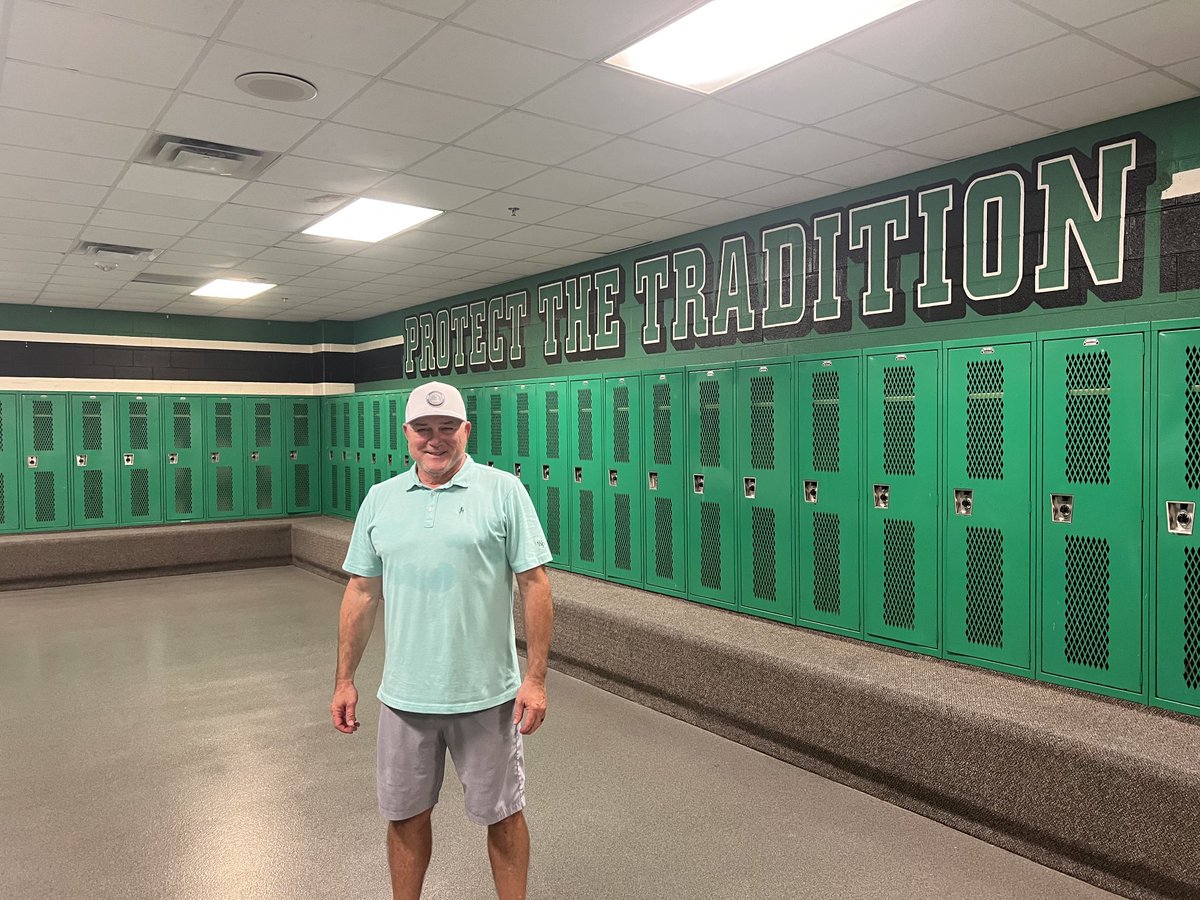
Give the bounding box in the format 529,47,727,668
235,71,318,103
303,198,443,243
192,279,277,300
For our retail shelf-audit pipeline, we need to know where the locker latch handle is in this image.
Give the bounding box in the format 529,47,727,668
76,455,87,467
954,489,973,516
1051,494,1073,524
609,469,618,487
342,451,349,461
648,471,658,491
123,454,135,466
1167,501,1195,535
27,456,37,468
329,450,334,460
542,465,551,481
574,467,582,483
211,452,220,463
488,460,496,467
804,480,818,504
251,451,260,462
289,451,298,461
387,454,393,465
514,462,522,477
743,477,756,499
370,453,377,464
693,474,704,494
873,484,889,509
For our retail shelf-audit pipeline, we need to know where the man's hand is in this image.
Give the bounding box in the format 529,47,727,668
512,677,547,735
331,681,360,734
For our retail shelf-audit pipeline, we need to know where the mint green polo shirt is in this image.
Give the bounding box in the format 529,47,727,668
342,456,551,714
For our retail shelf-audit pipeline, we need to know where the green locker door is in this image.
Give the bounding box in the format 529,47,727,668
0,393,20,533
484,386,514,474
687,367,736,610
569,377,603,576
643,372,687,598
21,393,70,531
944,342,1033,674
70,393,118,529
603,375,643,587
163,397,204,522
340,399,354,518
322,397,340,516
353,396,369,514
367,395,385,490
796,356,862,636
205,396,245,520
736,362,794,623
513,381,541,506
286,397,319,513
1041,332,1145,699
464,387,484,462
118,394,162,526
539,380,570,569
384,392,407,478
865,349,941,651
1156,326,1200,714
245,398,284,517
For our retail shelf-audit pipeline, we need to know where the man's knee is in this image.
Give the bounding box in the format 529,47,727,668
390,806,434,832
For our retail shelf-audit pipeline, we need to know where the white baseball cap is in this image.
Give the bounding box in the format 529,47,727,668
406,381,467,423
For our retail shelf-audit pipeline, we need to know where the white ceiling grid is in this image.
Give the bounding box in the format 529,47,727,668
0,0,1192,322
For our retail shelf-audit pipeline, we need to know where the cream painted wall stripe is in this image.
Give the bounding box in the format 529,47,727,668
0,330,405,354
0,378,356,396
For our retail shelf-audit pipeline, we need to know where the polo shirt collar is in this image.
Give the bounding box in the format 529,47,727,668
405,454,475,491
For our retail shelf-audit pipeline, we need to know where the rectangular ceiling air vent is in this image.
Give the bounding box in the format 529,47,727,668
131,273,206,287
135,133,280,179
73,241,163,263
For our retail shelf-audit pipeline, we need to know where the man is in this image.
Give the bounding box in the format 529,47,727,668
330,380,554,900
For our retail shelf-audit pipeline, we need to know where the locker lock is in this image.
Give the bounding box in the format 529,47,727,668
574,466,582,482
693,474,704,494
1051,494,1074,524
289,451,298,461
873,484,890,509
370,453,377,464
1167,501,1196,536
743,477,756,499
250,451,260,462
27,455,37,468
804,480,818,504
387,454,393,466
609,469,618,487
342,451,349,461
169,453,179,465
328,450,334,460
123,454,135,466
211,453,220,463
404,455,412,467
488,460,496,467
542,465,551,481
76,455,87,467
648,471,659,491
514,462,522,478
954,489,973,516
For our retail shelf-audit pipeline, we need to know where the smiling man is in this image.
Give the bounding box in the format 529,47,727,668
330,381,554,900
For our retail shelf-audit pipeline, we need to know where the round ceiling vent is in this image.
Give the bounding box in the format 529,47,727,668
234,71,318,103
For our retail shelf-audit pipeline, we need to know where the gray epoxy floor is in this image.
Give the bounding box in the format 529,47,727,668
0,567,1116,900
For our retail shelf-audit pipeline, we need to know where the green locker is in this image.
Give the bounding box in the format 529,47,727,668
21,393,70,531
603,374,643,587
1040,330,1146,700
513,381,541,506
353,395,369,514
0,393,19,533
943,340,1033,674
204,396,245,520
1154,324,1200,715
736,361,794,623
464,387,483,461
384,391,409,478
286,397,320,514
322,396,341,516
484,385,514,474
796,355,862,636
366,394,385,490
118,394,162,526
70,393,117,529
864,347,941,652
244,398,284,517
642,371,687,598
539,380,570,569
687,367,736,610
163,396,204,522
569,377,604,576
341,398,354,518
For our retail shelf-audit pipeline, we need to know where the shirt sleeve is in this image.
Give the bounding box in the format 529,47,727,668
504,479,552,574
342,486,383,578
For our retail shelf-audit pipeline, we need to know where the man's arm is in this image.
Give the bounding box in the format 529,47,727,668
512,564,553,735
330,574,383,734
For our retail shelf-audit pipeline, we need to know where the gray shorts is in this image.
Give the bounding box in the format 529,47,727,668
377,700,526,826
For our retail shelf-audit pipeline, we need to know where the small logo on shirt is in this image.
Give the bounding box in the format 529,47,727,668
459,506,465,515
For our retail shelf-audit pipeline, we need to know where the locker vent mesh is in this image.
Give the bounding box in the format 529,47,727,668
330,465,339,511
33,400,54,451
577,389,593,461
294,403,310,447
613,492,631,571
0,473,5,525
83,470,104,520
215,402,233,449
82,400,103,451
1185,547,1200,689
373,468,382,486
1063,535,1110,669
342,404,350,448
812,512,841,614
654,497,674,579
545,391,560,459
256,467,272,510
255,402,272,448
517,393,530,457
34,470,55,522
699,500,722,590
130,469,150,518
389,400,399,452
812,371,840,473
216,466,234,512
613,386,630,464
0,399,5,452
749,376,775,470
965,360,1005,480
882,367,916,476
578,489,595,562
466,394,479,455
882,518,916,629
491,394,503,456
173,403,192,449
1064,352,1111,485
546,486,561,556
1186,347,1200,489
295,464,311,509
751,506,777,602
357,403,365,450
343,466,352,511
174,468,193,515
965,527,1004,647
699,381,721,467
358,470,366,508
373,401,382,450
653,382,672,465
129,401,149,451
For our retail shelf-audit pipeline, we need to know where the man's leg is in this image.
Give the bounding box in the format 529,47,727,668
387,807,434,900
486,809,529,900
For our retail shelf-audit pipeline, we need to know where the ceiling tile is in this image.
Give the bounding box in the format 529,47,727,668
117,165,247,202
370,173,493,211
564,138,707,182
260,156,389,194
0,249,66,264
569,234,644,254
633,102,798,157
731,129,880,177
48,0,236,35
810,149,941,191
1019,71,1196,131
520,64,701,135
420,212,524,240
326,258,407,276
0,198,94,225
822,88,994,147
540,206,651,234
207,204,317,232
501,224,597,249
935,35,1146,110
102,298,171,312
0,145,125,187
153,249,240,269
669,199,772,228
0,109,145,160
902,115,1055,161
229,182,348,214
456,241,541,262
374,0,464,17
356,244,443,264
732,176,842,209
593,185,710,218
0,173,109,206
386,26,579,106
9,0,206,87
157,95,318,153
387,230,479,253
335,82,502,143
220,0,437,76
407,147,545,190
457,112,612,165
104,190,222,220
229,259,318,278
1166,56,1200,89
654,160,789,198
0,61,171,128
172,237,270,258
1020,0,1164,28
1088,0,1200,66
188,222,291,245
506,168,632,205
527,248,604,267
37,296,109,308
0,233,73,252
290,123,441,171
78,224,177,250
90,209,197,237
256,247,349,267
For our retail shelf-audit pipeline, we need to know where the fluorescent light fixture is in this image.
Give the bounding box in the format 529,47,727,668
191,279,276,299
303,197,442,242
606,0,922,93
